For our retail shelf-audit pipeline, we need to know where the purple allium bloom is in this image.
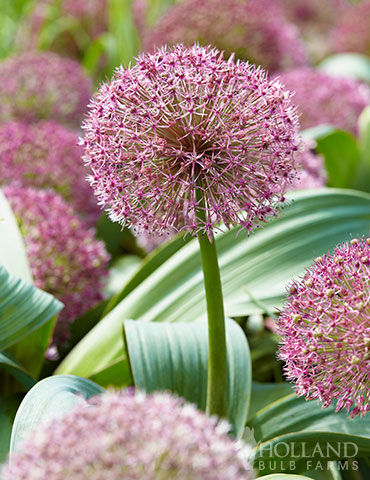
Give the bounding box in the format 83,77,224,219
275,0,346,61
0,52,92,127
20,0,109,59
331,2,370,57
291,148,326,191
83,44,300,239
276,68,370,134
3,185,110,347
278,237,370,417
2,391,254,479
0,121,100,226
277,0,346,34
143,0,307,72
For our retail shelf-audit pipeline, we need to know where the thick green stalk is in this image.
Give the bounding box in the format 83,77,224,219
197,209,228,418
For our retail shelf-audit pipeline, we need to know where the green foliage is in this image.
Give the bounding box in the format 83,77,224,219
249,395,370,475
123,318,251,437
318,54,370,84
10,375,104,454
56,189,370,384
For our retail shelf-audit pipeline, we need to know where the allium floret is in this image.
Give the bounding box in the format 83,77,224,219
2,391,254,479
0,121,100,225
276,68,370,134
83,44,300,239
278,237,370,417
331,2,370,57
4,185,109,346
0,52,92,127
143,0,307,72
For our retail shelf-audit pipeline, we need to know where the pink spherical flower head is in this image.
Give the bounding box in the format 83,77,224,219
0,52,92,127
143,0,307,72
276,68,370,135
4,185,110,347
331,2,370,57
0,121,100,226
278,236,370,417
2,391,254,480
83,44,300,241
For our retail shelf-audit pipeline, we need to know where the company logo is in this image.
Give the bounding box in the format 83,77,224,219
242,427,359,472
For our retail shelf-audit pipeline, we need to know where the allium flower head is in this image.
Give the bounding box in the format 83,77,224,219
143,0,307,72
83,44,300,239
0,121,100,225
4,185,109,346
276,68,370,134
277,0,346,34
278,236,370,417
21,0,109,59
331,2,370,57
2,391,254,479
0,52,92,127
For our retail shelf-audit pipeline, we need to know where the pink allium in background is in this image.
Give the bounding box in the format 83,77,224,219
277,0,346,33
20,0,109,59
276,0,346,61
291,149,326,190
2,390,254,479
278,237,370,417
0,52,92,127
331,1,370,57
0,121,100,226
83,44,300,239
276,68,370,134
143,0,307,72
4,185,109,347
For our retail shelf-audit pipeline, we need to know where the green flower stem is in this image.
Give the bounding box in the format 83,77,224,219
197,222,228,419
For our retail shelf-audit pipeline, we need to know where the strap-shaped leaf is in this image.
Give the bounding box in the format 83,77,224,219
123,319,251,437
259,476,313,480
0,266,63,351
318,53,370,83
249,394,370,474
0,352,35,390
0,191,31,282
57,189,370,383
10,375,104,454
0,394,23,465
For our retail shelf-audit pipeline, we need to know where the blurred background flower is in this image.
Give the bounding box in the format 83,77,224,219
0,51,91,127
2,390,254,479
143,0,307,72
3,184,109,349
0,121,100,225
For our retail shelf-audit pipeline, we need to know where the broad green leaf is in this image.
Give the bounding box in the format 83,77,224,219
0,191,31,282
353,107,370,192
248,382,293,420
300,125,336,143
0,394,23,465
104,255,142,297
318,54,370,84
0,352,35,391
0,266,63,352
259,476,312,480
10,375,104,454
123,319,251,437
314,131,360,188
249,395,370,474
104,232,190,314
57,189,370,382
